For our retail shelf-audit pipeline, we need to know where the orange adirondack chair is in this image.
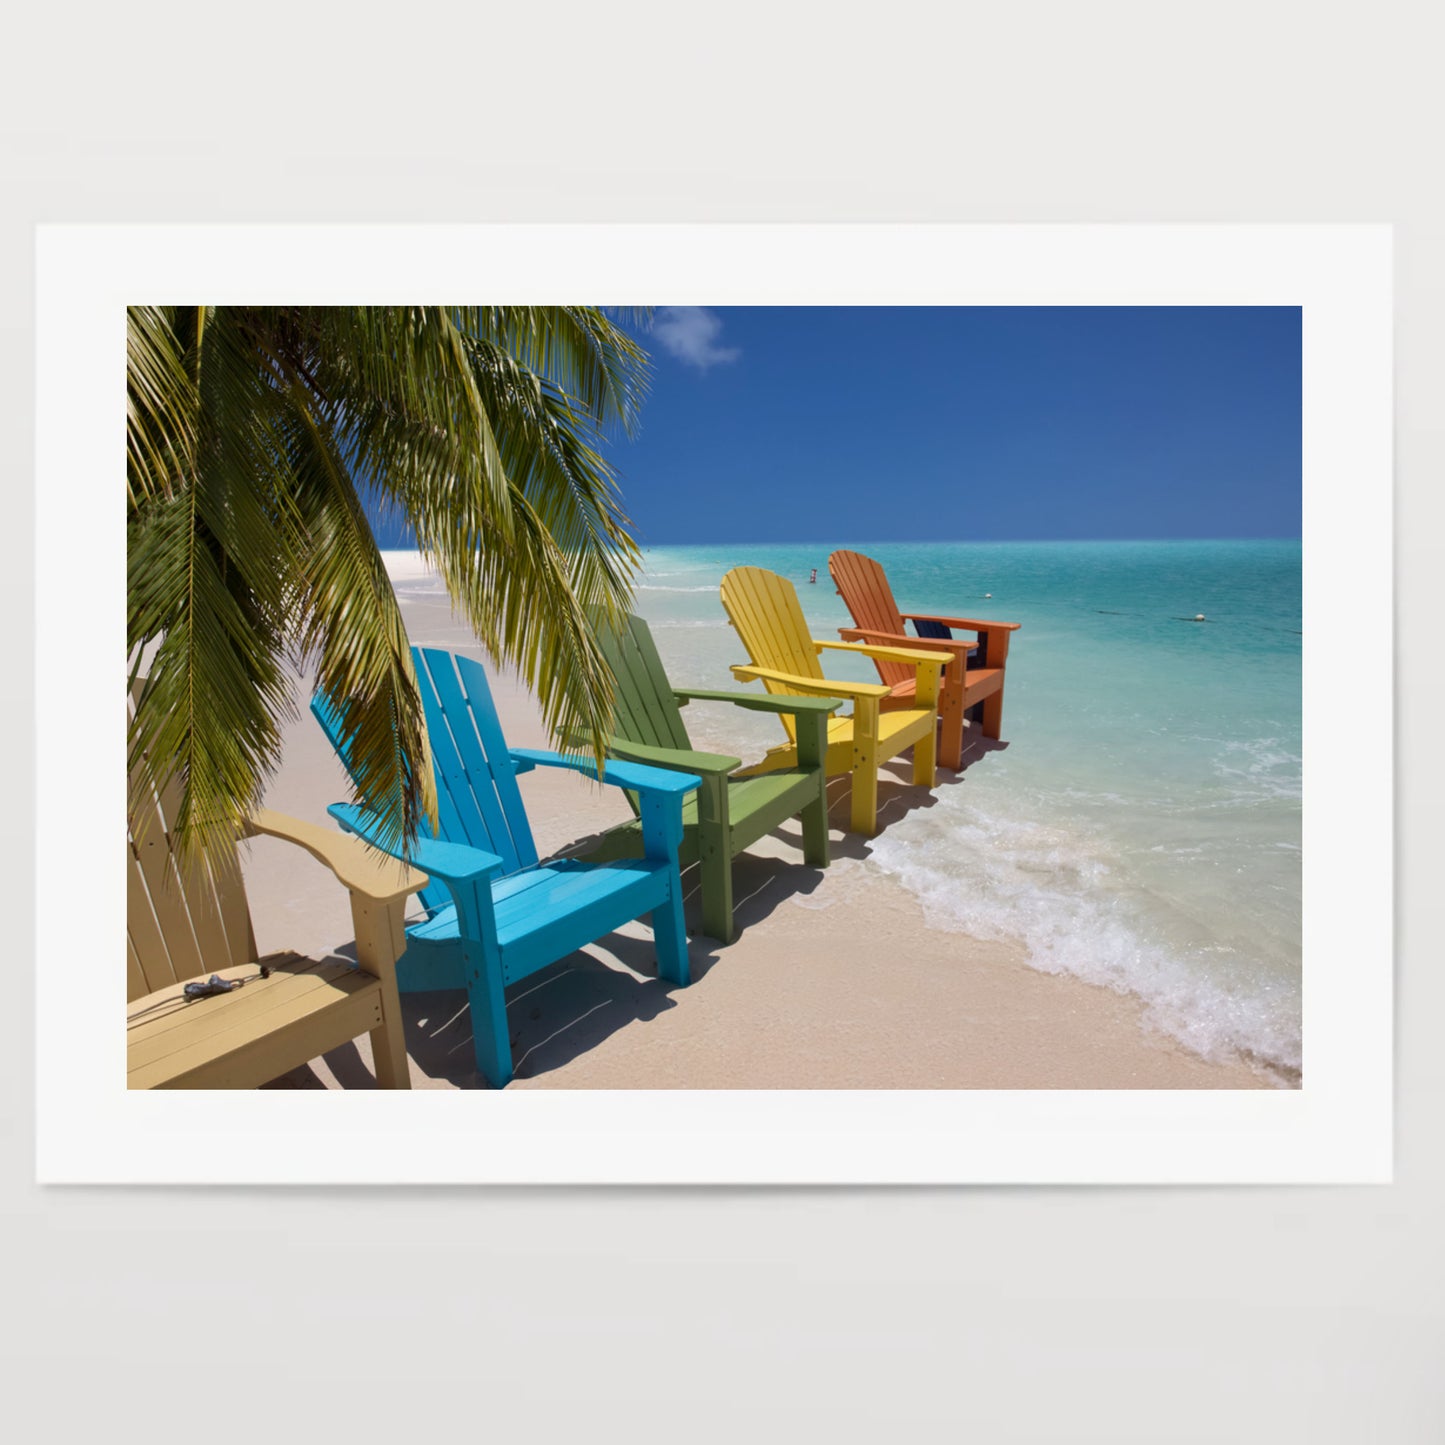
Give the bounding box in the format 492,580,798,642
720,565,951,836
829,549,1020,770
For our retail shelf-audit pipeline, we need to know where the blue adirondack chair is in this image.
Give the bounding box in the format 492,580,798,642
312,647,701,1088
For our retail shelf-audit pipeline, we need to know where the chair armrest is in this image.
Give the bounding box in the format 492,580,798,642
815,639,954,668
508,747,701,797
730,664,890,701
605,735,741,778
246,808,429,904
325,803,505,886
838,627,977,659
903,613,1022,632
672,687,842,717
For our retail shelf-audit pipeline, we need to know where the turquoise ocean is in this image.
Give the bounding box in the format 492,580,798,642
628,540,1302,1083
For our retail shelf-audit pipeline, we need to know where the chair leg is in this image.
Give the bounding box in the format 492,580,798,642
796,712,831,866
913,714,939,788
651,886,692,986
349,893,411,1089
801,780,830,868
699,836,736,944
850,768,878,836
369,1020,410,1089
465,951,513,1088
938,672,966,771
982,683,1004,740
850,699,881,835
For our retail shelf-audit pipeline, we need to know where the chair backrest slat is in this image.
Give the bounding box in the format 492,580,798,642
127,817,193,997
828,549,915,689
308,686,450,916
127,936,149,1002
447,652,539,871
414,650,516,866
153,768,253,976
720,567,825,742
127,764,255,1002
599,615,693,753
417,649,537,874
311,651,540,911
128,681,255,1001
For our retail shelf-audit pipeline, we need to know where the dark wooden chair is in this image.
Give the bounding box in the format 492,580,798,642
829,549,1020,769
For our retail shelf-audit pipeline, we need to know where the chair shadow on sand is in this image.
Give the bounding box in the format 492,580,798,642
262,732,1008,1090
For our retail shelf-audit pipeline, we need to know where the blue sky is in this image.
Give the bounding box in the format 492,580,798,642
369,306,1301,546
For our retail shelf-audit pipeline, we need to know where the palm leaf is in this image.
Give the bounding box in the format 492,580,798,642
127,305,651,870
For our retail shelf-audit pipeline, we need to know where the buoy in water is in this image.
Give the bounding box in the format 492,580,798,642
984,593,992,598
1194,614,1206,621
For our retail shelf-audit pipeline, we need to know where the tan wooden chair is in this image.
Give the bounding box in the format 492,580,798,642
127,770,427,1090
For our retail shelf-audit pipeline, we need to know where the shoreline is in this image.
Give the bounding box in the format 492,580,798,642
244,575,1271,1090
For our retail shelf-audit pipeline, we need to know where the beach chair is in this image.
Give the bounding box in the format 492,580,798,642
829,549,1021,770
719,566,950,837
312,647,700,1088
585,613,841,943
127,766,426,1090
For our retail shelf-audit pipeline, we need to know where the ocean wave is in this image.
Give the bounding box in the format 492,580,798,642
1210,737,1302,801
868,797,1302,1082
635,584,720,593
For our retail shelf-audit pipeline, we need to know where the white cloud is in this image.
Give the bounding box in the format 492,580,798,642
652,306,741,371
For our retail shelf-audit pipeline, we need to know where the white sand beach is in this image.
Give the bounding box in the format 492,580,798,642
242,557,1268,1091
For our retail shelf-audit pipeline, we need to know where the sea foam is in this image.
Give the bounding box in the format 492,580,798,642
635,537,1303,1083
868,791,1302,1082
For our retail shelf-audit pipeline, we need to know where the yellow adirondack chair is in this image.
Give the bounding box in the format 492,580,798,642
127,769,427,1089
719,565,951,836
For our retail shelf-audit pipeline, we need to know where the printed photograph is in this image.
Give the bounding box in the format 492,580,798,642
126,303,1302,1092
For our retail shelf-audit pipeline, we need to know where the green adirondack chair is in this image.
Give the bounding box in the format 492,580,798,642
586,614,841,943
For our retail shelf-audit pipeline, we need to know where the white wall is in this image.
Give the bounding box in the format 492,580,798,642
4,5,1440,1438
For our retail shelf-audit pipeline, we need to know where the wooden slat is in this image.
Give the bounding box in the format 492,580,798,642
129,777,207,988
213,848,256,968
127,955,343,1054
310,686,452,917
128,700,253,991
721,567,830,745
874,708,936,751
149,989,384,1088
152,763,246,976
126,936,149,1004
829,549,914,690
419,648,523,872
594,620,657,820
415,650,493,856
595,617,653,747
451,652,540,870
128,843,179,998
596,615,697,825
495,865,670,984
602,620,677,752
173,850,240,974
128,956,376,1069
129,966,385,1090
724,564,849,751
622,617,693,750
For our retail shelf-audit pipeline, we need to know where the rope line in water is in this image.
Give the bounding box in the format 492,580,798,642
1085,608,1300,634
